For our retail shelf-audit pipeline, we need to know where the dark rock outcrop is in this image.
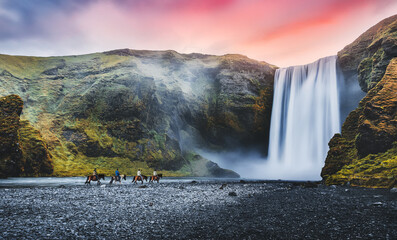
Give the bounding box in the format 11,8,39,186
185,153,240,178
0,95,53,177
0,95,24,177
338,14,397,92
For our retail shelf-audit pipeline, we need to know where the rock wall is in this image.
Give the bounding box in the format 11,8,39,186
0,95,53,177
322,58,397,188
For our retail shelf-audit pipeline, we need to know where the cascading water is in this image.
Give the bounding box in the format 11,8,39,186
201,55,363,179
265,56,340,180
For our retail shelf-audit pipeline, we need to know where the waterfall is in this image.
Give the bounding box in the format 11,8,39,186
265,56,340,180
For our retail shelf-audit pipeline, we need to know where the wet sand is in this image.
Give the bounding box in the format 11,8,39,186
0,180,396,239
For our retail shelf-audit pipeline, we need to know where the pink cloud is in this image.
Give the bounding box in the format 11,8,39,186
247,0,379,44
1,0,396,67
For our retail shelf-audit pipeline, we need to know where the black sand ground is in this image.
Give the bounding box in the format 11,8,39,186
0,180,396,239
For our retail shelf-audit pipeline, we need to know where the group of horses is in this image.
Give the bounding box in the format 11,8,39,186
85,174,163,185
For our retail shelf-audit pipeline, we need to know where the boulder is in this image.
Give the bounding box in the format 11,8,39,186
228,191,237,196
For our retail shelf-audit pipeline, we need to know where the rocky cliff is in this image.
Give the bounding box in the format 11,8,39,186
338,14,397,92
321,15,397,188
0,50,275,177
322,58,397,188
0,95,53,177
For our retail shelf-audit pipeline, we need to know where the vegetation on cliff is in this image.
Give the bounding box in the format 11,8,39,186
322,58,397,188
0,50,275,177
0,95,53,177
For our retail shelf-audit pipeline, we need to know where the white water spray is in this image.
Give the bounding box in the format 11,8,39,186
265,56,341,180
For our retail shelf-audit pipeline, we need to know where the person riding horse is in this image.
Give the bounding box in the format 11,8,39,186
85,173,105,185
149,171,162,183
132,170,147,184
109,174,127,184
109,168,124,184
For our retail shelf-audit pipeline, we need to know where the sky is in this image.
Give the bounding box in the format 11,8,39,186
0,0,396,67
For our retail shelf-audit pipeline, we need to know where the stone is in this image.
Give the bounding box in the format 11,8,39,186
228,191,237,196
372,202,383,206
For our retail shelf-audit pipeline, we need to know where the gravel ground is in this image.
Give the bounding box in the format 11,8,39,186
0,180,396,239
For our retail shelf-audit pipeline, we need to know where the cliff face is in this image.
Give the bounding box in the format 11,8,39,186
322,15,397,188
0,95,23,177
322,58,397,188
0,50,275,177
0,95,53,177
338,14,397,92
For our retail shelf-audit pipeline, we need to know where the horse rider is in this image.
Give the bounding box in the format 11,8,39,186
93,168,98,181
153,169,157,177
137,169,142,181
115,168,120,181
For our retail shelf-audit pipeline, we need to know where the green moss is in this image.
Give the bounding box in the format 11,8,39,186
48,113,186,176
19,120,53,176
252,87,273,134
328,143,397,188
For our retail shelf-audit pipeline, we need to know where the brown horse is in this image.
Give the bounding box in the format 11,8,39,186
149,173,163,183
109,174,127,184
132,175,147,184
85,174,105,185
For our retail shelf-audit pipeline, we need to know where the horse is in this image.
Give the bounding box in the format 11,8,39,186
85,174,105,185
132,175,147,184
149,173,163,183
109,174,127,184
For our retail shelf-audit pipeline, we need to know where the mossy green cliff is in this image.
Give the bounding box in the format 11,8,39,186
322,58,397,188
0,95,53,177
0,50,275,177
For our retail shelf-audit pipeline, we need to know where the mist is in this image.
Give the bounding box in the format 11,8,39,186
197,148,325,180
